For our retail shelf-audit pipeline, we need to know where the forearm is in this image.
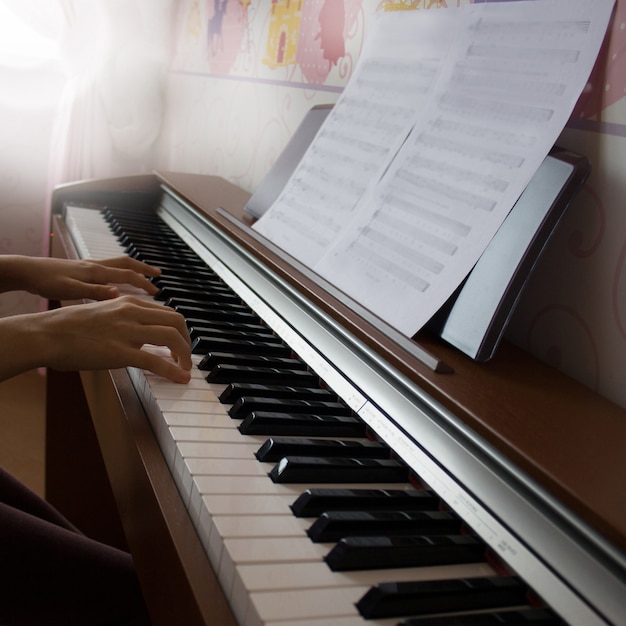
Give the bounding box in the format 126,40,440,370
0,311,53,381
0,255,39,295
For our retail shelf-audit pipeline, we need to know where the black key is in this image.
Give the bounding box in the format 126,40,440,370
325,534,485,571
307,510,460,542
160,285,238,301
107,212,162,223
219,383,336,404
177,305,258,324
187,319,269,334
189,328,280,344
192,328,276,348
189,324,277,339
117,232,177,246
170,301,252,317
194,337,291,357
106,212,163,225
399,608,560,625
144,260,211,276
137,255,207,269
107,212,163,224
158,279,230,292
153,277,224,292
291,488,440,517
205,365,319,386
131,251,201,265
356,576,528,619
229,397,350,419
255,437,389,462
165,292,242,307
188,320,272,335
239,412,366,437
269,457,408,484
154,265,218,280
202,354,306,373
126,242,193,257
146,241,194,251
128,244,200,260
121,238,177,250
179,306,259,325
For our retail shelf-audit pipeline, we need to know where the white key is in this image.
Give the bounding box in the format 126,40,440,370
245,587,368,626
265,619,397,626
213,515,310,539
240,561,495,626
235,560,495,593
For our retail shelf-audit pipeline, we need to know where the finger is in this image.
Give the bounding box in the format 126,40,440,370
87,267,159,296
138,326,193,371
142,344,193,374
96,297,192,367
136,312,191,349
98,256,162,277
121,346,191,384
87,284,120,300
126,299,192,347
58,278,119,302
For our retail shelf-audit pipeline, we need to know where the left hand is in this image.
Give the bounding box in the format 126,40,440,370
17,256,161,300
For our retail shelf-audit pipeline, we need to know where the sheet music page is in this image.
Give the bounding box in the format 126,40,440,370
254,0,615,336
253,9,457,266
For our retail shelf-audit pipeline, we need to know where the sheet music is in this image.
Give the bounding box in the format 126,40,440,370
254,0,615,336
254,9,457,266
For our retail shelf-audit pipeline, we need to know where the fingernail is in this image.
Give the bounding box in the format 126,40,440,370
178,370,191,384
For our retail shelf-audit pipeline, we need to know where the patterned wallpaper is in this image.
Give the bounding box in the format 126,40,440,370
156,0,626,409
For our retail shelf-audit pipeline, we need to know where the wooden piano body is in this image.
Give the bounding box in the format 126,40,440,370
47,172,626,625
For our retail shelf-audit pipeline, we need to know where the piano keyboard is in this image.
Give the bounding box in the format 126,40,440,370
61,200,600,625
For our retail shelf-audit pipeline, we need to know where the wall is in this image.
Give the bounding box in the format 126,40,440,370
156,0,626,410
506,2,626,406
157,0,377,191
0,58,65,316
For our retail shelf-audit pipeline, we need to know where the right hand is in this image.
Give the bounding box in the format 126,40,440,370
35,296,192,383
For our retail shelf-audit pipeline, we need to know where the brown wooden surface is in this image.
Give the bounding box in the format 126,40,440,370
45,367,128,550
414,331,626,553
80,368,236,626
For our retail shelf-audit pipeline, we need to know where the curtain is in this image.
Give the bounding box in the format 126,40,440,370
1,0,175,186
0,0,174,315
6,0,172,186
49,0,175,184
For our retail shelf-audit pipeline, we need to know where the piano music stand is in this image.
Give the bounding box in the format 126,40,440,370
244,105,332,220
428,147,590,361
